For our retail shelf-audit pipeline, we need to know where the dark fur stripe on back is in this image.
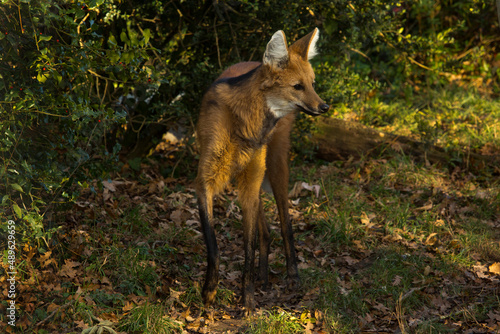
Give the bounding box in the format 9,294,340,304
214,65,261,87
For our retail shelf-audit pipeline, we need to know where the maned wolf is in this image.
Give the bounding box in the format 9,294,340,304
195,28,329,313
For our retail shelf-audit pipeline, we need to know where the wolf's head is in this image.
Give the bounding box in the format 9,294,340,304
262,28,330,118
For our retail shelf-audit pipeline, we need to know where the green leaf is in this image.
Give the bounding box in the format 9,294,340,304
108,50,120,64
54,72,63,84
120,31,129,43
143,28,151,45
37,72,48,83
108,34,118,47
324,20,338,36
13,204,22,218
39,35,52,42
26,214,41,229
8,168,19,175
120,52,134,64
11,184,24,193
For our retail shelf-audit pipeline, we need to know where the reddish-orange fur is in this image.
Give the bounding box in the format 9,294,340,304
195,28,329,313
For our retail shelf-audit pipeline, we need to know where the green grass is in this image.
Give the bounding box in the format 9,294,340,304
120,205,152,236
356,87,500,152
119,302,184,334
107,246,160,296
245,309,306,334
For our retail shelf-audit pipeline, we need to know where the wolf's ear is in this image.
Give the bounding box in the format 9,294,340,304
289,28,320,60
263,30,289,69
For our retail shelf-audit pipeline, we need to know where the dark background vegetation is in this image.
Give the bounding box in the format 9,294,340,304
1,0,499,333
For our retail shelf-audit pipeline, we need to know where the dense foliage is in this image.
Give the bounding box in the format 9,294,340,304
0,0,498,249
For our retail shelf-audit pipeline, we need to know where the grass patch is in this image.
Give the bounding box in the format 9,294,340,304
120,205,152,236
119,302,184,334
246,309,306,334
108,246,160,296
357,87,500,153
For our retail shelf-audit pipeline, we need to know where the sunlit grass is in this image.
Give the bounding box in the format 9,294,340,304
351,87,500,153
245,309,306,334
289,119,500,332
119,302,184,334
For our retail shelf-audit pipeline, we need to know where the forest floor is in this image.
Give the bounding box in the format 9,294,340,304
3,140,500,333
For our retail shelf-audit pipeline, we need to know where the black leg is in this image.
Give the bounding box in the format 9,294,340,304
257,198,270,289
198,196,219,307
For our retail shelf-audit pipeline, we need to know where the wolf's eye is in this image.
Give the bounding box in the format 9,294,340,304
312,82,316,89
293,84,304,91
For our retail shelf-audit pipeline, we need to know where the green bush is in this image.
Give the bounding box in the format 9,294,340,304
0,0,153,247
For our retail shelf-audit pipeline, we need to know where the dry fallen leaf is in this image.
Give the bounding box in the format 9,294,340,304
343,255,359,266
46,303,60,313
39,251,57,268
122,301,134,312
424,266,432,276
417,202,433,211
288,181,320,198
102,180,117,192
170,209,183,223
449,239,461,249
360,212,370,225
392,275,402,286
364,312,374,323
489,262,500,275
425,233,438,246
432,219,445,227
60,260,81,278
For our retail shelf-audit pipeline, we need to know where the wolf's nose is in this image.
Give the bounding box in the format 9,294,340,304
319,103,330,113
